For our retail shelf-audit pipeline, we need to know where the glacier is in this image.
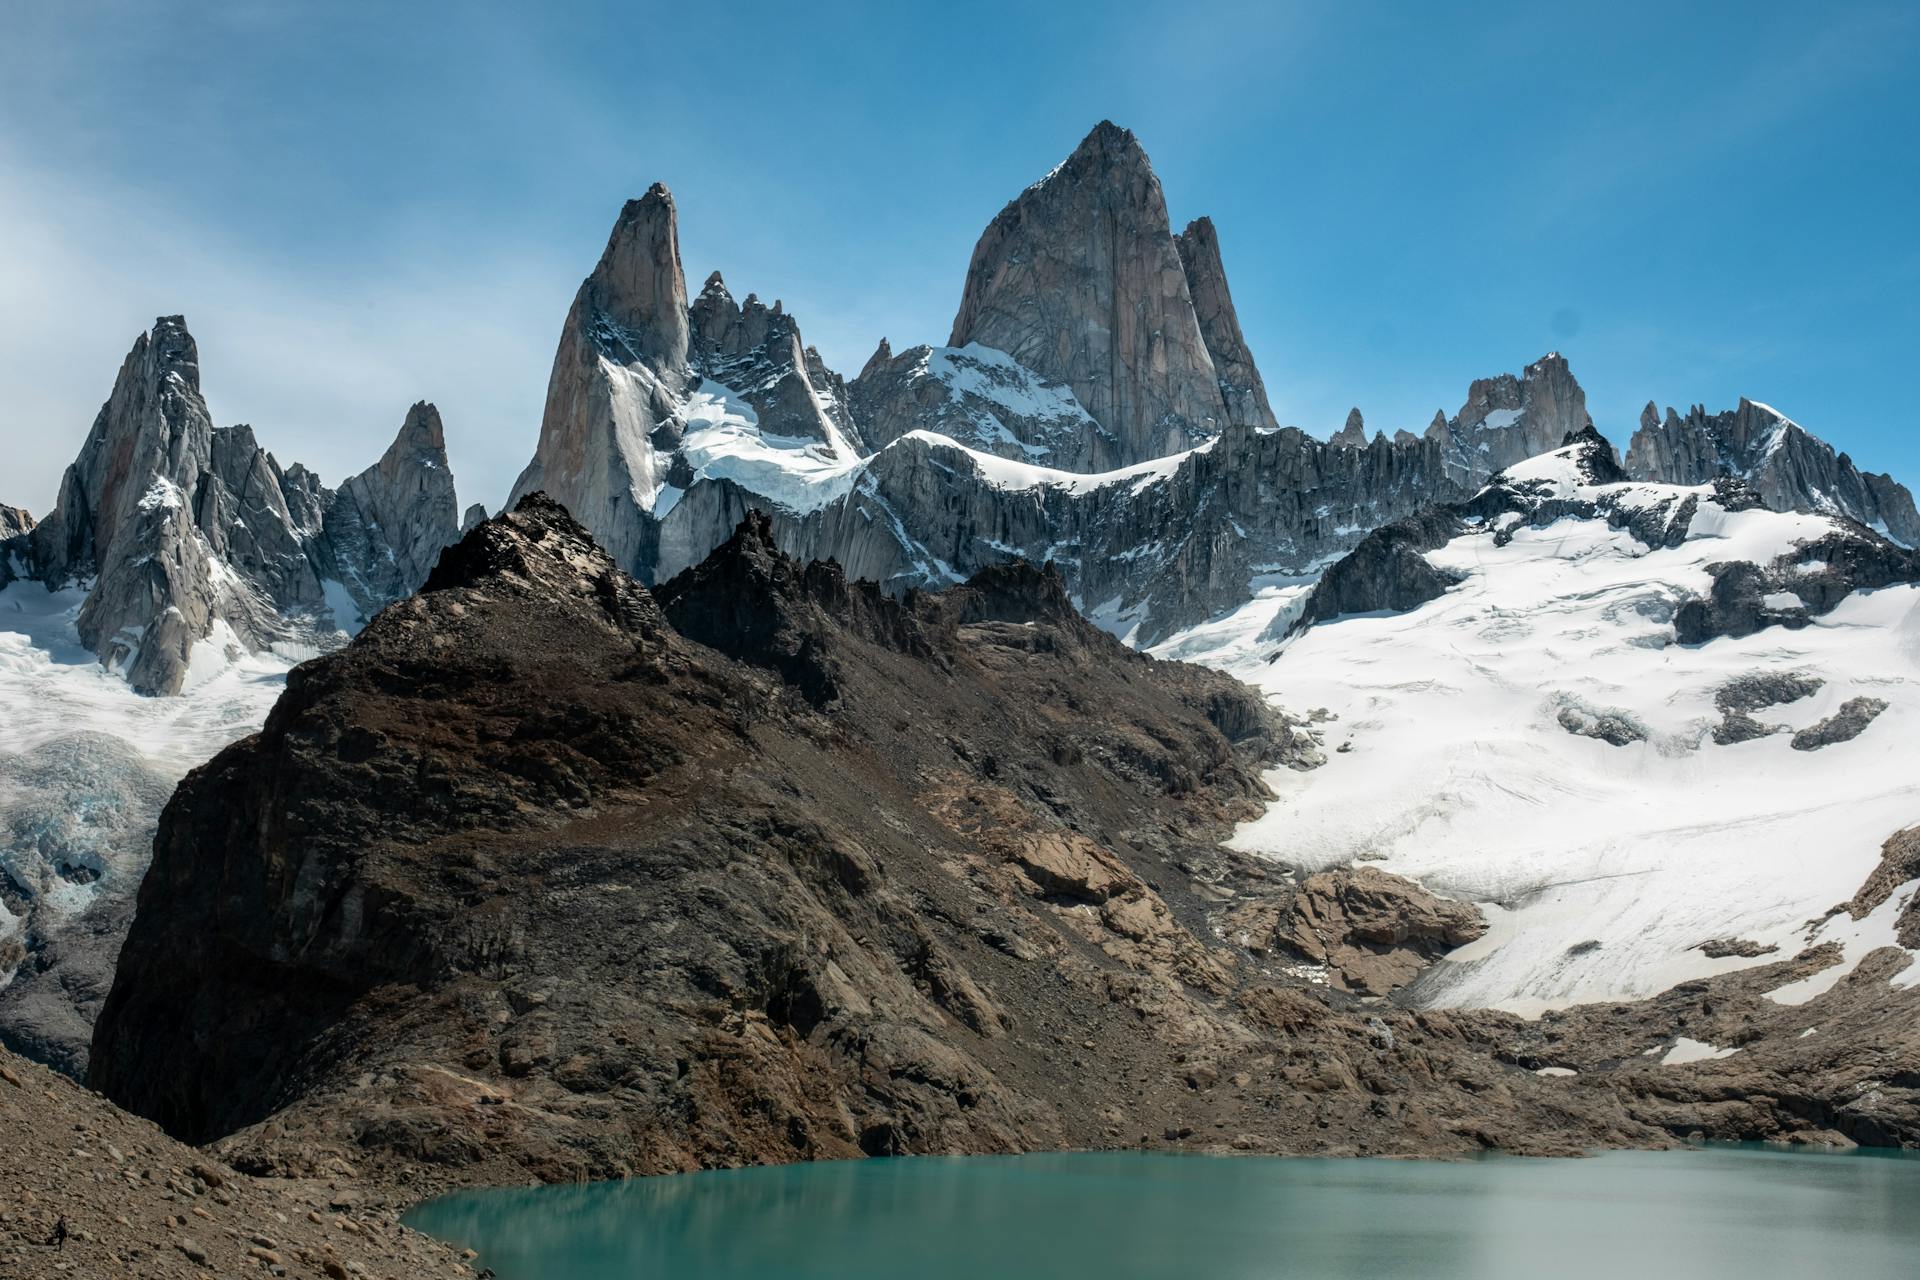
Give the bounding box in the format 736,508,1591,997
1164,441,1920,1013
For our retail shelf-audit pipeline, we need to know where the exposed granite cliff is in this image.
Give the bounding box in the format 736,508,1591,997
12,317,466,693
506,185,690,577
947,121,1231,468
1627,398,1919,545
319,401,463,619
1175,216,1279,433
1424,352,1593,485
91,497,1667,1182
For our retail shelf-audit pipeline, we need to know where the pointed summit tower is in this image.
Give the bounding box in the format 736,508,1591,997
510,183,693,574
948,122,1241,468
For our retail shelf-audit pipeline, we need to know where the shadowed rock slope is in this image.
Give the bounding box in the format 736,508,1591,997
91,496,1666,1186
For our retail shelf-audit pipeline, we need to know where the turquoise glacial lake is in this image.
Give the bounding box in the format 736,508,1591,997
406,1146,1920,1279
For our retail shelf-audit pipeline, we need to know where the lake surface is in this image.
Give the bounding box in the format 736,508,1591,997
406,1146,1920,1279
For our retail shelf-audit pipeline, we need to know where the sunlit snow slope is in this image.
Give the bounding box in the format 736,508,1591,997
1166,438,1920,1014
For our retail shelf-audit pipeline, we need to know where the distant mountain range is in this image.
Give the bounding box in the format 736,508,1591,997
6,121,1912,692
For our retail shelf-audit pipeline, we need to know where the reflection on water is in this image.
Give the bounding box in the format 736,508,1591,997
406,1145,1920,1280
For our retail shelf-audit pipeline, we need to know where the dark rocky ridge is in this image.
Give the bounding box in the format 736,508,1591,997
91,496,1678,1183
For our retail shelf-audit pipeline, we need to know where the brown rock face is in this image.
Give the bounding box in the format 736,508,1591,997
0,1043,477,1280
1275,868,1486,996
1175,216,1279,432
948,121,1231,469
90,497,1664,1182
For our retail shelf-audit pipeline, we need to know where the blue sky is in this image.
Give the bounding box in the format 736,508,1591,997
2,1,1915,512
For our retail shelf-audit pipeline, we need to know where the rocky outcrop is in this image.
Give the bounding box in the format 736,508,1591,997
1844,826,1920,949
1175,216,1278,432
1790,697,1888,751
1330,408,1369,449
947,121,1231,469
10,318,467,692
1711,672,1823,745
1286,506,1465,629
1673,527,1920,644
1272,867,1486,996
1424,352,1593,485
1626,399,1920,545
90,497,1667,1181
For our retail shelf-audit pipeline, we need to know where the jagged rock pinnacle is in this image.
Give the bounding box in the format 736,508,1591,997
1175,216,1279,431
1333,408,1368,449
